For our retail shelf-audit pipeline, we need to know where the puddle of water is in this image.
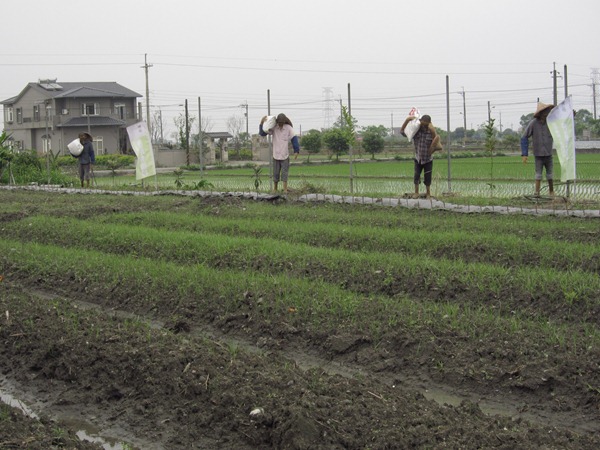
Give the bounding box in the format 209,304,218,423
421,387,464,408
0,390,39,419
0,384,133,450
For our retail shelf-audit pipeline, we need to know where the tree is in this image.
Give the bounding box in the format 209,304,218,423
484,118,497,194
174,112,196,166
300,129,322,162
574,109,600,138
191,116,213,165
151,111,163,144
361,125,386,159
227,115,245,157
453,127,466,140
0,131,15,184
501,134,519,153
520,113,534,130
322,128,349,161
322,106,356,161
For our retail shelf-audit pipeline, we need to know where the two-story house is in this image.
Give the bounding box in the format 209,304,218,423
1,79,141,155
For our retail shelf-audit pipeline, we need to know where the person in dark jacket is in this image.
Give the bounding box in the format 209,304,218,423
77,132,95,188
521,102,555,197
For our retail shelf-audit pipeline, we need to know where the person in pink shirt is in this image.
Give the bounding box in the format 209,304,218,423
259,113,300,193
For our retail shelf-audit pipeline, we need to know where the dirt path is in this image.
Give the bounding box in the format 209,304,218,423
2,285,599,449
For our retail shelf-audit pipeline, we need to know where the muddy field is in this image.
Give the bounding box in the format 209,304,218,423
1,189,599,449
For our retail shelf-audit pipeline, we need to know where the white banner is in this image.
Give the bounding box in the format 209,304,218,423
126,121,156,181
547,96,576,182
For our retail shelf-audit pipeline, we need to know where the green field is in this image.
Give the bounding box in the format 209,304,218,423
87,153,600,201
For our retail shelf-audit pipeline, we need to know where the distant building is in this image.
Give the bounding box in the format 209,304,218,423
1,79,141,155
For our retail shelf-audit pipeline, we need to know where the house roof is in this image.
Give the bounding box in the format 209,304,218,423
206,132,233,139
1,81,141,104
58,116,127,128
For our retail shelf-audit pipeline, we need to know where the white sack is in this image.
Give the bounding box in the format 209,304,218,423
68,138,84,157
404,108,421,142
262,115,276,132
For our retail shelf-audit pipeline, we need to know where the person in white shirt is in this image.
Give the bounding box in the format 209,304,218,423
259,113,300,193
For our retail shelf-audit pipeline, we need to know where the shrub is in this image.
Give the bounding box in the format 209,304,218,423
95,154,135,168
2,150,71,185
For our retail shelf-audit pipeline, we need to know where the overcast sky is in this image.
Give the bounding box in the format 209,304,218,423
2,0,599,139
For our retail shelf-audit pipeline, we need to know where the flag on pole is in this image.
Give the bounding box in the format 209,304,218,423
547,96,576,182
127,121,156,181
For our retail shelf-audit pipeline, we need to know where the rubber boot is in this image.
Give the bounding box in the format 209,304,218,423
413,184,419,199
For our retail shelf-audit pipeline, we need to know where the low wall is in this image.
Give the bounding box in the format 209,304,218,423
576,141,600,152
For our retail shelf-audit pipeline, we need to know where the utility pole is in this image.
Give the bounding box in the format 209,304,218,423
564,64,568,99
594,82,598,120
159,108,163,143
348,82,353,195
446,75,452,193
142,54,153,130
460,87,467,147
185,99,190,166
198,97,203,176
592,68,599,120
322,87,334,128
240,101,249,136
45,101,51,185
267,89,272,191
552,62,558,105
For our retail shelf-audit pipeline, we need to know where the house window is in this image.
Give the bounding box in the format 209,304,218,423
42,136,52,153
115,104,126,120
81,103,99,116
16,108,23,124
33,105,40,121
5,107,14,123
9,140,23,151
93,136,104,155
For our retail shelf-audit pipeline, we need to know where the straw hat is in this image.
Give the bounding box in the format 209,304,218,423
534,102,554,118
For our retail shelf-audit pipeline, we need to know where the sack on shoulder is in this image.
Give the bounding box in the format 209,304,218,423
68,138,84,157
404,117,420,142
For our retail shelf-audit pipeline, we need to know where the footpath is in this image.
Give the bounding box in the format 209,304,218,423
2,184,599,218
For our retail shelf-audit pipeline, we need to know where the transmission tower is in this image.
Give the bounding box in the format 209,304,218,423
322,87,334,129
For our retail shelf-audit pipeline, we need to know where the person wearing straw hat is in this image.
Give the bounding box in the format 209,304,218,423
400,114,442,199
77,132,95,188
520,102,555,197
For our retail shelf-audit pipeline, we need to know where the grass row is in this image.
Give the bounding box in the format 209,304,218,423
2,238,598,350
93,211,600,273
3,216,600,325
161,199,600,244
2,186,599,239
